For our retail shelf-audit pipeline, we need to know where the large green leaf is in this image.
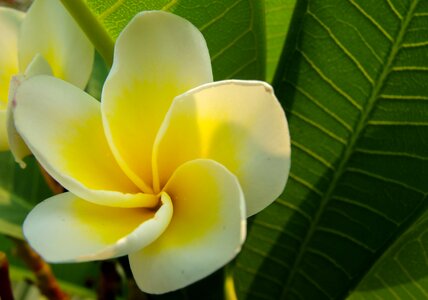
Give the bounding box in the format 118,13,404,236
235,0,428,299
63,0,265,81
265,0,297,82
348,209,428,299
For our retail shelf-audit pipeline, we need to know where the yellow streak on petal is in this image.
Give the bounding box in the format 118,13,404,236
59,112,138,193
0,64,18,109
158,163,221,249
42,49,62,80
104,79,184,191
0,8,21,108
72,199,155,245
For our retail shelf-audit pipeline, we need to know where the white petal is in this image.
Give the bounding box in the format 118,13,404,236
102,11,212,192
0,7,23,151
130,159,246,294
7,54,52,167
13,75,155,208
24,192,172,262
0,7,23,108
19,0,93,89
154,80,291,216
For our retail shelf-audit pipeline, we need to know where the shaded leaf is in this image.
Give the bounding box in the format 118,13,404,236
348,209,428,299
235,0,428,299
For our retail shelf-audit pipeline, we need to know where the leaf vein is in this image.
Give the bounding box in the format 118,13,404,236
286,81,354,132
297,48,363,110
286,110,347,145
346,167,426,194
348,0,393,41
308,10,375,84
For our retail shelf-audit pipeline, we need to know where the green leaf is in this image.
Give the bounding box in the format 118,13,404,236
235,0,428,299
62,0,266,80
348,209,428,299
265,0,297,82
0,152,52,239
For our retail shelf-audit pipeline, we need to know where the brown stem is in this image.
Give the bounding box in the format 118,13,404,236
127,278,148,300
0,252,14,300
97,261,122,300
13,239,68,300
38,163,65,195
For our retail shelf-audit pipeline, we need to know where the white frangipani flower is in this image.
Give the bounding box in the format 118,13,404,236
13,11,290,294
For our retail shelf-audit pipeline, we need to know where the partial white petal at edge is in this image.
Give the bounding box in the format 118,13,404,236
24,192,172,262
7,54,52,167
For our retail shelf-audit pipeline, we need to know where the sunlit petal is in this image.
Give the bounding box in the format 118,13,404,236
24,192,172,262
0,7,23,151
7,54,52,167
102,11,212,192
130,159,246,294
19,0,93,89
154,80,291,216
0,7,23,108
13,75,156,207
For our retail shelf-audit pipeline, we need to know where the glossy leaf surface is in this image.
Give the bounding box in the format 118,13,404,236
235,0,428,299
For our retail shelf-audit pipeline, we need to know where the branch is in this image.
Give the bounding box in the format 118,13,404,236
98,261,121,300
38,163,65,194
0,252,14,300
13,239,68,300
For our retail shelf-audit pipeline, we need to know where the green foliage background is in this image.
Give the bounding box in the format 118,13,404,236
1,0,428,299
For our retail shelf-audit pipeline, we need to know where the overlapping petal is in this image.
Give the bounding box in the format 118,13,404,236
0,7,23,150
154,80,291,216
13,75,156,207
102,11,213,192
130,159,246,294
24,192,172,262
7,54,52,167
18,0,93,89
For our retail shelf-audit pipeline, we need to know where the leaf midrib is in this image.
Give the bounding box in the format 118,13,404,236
280,1,421,298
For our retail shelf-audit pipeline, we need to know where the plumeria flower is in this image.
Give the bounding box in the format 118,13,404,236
0,0,93,161
12,11,291,294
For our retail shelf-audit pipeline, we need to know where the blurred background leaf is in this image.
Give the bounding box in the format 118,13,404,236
234,0,428,299
0,153,50,239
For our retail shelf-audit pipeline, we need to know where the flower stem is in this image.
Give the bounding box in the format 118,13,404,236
97,261,121,300
38,163,64,195
59,0,114,67
12,239,68,300
0,252,14,300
